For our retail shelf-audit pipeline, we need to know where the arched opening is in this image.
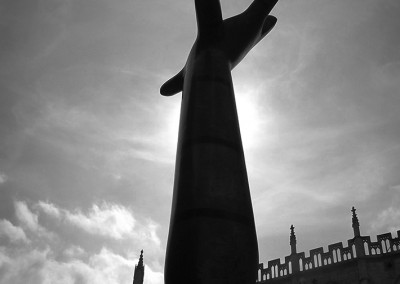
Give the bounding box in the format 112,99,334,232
381,240,387,253
336,249,342,262
364,242,369,255
299,258,303,271
386,239,391,252
352,244,357,258
288,261,292,274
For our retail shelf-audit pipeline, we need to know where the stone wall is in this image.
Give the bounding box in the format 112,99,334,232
257,230,400,284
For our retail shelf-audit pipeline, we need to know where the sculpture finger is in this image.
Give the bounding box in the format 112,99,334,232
258,15,277,43
195,0,223,36
246,0,279,16
160,69,184,96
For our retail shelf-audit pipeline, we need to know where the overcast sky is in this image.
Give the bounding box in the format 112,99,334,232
1,0,400,283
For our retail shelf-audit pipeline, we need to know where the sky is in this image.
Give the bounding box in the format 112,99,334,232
0,0,400,283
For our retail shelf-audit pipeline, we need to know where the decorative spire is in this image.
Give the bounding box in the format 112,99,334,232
351,207,361,237
138,250,144,268
290,225,297,255
133,250,144,284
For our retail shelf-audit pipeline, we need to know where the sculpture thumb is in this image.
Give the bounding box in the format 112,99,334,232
160,69,184,96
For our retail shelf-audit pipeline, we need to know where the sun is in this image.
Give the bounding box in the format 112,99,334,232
235,85,268,151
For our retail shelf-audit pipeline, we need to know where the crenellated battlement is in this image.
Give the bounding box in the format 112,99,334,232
256,208,400,283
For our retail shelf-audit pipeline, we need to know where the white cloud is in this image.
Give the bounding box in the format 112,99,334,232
0,173,7,184
0,220,29,244
36,201,61,219
370,206,400,233
14,201,54,239
14,201,39,231
0,200,164,284
0,246,164,284
37,201,161,246
64,203,135,240
63,245,86,258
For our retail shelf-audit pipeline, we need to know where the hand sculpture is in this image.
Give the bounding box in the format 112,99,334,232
161,0,278,96
161,1,279,283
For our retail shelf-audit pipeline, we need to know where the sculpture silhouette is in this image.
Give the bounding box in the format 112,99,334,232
161,0,279,283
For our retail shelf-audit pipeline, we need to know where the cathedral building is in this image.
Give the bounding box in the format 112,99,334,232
256,208,400,284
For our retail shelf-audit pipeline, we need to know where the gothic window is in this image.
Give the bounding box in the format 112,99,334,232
314,255,318,267
333,252,337,263
386,239,391,252
364,242,369,255
381,240,387,253
336,249,342,262
352,244,357,258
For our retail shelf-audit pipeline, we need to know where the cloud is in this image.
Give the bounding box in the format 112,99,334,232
391,184,400,192
14,201,40,232
0,220,29,244
0,200,164,284
14,201,54,240
37,201,161,246
0,173,7,184
0,245,163,284
370,207,400,234
65,203,135,240
36,200,61,219
64,245,85,259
